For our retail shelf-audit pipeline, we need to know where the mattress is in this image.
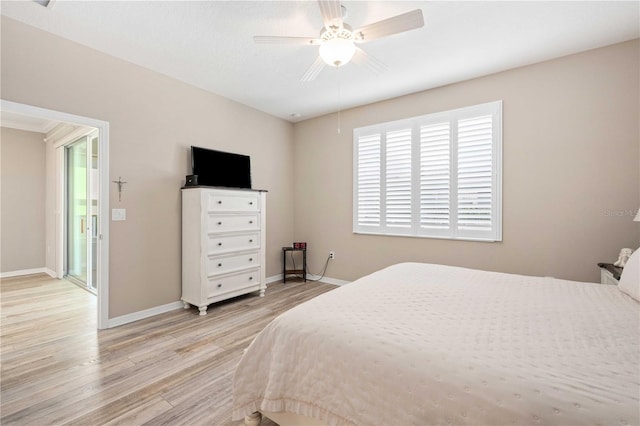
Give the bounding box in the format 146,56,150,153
232,262,640,425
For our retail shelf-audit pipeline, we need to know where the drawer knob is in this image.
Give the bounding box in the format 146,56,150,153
217,221,222,225
249,220,253,224
249,276,253,281
249,258,253,262
249,201,253,205
217,283,222,288
249,239,253,243
217,263,222,267
218,242,222,246
218,200,222,204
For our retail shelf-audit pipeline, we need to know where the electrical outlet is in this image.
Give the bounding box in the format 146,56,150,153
329,251,335,260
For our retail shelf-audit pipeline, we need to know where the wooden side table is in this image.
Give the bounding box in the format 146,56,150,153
283,247,306,283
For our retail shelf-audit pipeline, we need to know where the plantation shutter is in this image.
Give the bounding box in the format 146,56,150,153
353,100,501,241
385,128,412,229
457,115,493,236
355,132,382,229
419,122,450,233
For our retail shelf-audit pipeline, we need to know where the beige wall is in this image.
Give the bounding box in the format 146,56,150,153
293,39,640,283
1,127,46,273
2,15,638,321
1,17,295,317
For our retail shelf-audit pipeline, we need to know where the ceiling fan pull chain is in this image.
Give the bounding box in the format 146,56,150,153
337,67,342,134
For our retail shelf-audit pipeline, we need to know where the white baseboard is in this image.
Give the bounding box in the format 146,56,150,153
106,274,349,329
1,267,51,279
107,301,184,328
266,273,349,287
308,274,350,286
266,274,283,284
44,268,57,278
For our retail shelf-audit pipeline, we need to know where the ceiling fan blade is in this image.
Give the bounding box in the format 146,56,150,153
300,56,326,82
318,0,343,30
254,36,320,45
354,9,424,43
352,47,387,75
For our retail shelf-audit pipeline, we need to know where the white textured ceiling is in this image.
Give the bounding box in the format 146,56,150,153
2,1,639,122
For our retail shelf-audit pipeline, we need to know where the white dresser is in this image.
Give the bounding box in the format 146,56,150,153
181,187,266,315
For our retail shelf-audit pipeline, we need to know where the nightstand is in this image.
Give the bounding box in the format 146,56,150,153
282,247,307,283
597,263,622,285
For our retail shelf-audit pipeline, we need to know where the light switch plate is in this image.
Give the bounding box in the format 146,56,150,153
112,208,126,221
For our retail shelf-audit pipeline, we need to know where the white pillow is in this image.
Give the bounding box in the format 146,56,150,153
618,248,640,301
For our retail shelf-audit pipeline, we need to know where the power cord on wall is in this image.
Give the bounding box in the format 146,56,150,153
289,251,331,282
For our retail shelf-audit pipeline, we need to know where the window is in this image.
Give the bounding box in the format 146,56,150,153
353,101,502,241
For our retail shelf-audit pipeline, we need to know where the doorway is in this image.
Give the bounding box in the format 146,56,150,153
1,99,110,329
65,132,99,293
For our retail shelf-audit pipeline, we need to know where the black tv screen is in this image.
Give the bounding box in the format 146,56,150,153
191,146,252,189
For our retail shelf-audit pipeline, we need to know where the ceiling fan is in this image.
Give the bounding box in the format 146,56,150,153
254,0,424,81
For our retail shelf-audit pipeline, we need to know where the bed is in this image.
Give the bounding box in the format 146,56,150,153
232,253,640,426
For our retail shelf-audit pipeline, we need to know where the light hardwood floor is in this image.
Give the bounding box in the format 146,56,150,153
1,274,335,425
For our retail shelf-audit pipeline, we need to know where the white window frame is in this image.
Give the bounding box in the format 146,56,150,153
353,100,502,242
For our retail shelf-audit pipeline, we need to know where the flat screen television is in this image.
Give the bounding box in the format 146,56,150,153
191,146,252,189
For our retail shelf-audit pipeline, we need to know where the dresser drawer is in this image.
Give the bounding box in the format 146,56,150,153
207,232,260,255
207,251,260,276
207,192,260,212
207,213,259,233
207,269,260,298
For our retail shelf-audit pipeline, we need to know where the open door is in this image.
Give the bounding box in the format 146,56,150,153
65,131,98,292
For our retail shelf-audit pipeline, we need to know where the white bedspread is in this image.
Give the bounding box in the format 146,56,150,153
232,263,640,425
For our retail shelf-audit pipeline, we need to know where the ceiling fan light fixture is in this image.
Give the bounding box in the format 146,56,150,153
319,36,356,67
255,3,425,80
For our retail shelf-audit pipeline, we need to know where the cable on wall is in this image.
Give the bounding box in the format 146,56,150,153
289,251,331,282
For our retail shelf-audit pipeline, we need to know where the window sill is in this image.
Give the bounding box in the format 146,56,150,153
352,230,501,243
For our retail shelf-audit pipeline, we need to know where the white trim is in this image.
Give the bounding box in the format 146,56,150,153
353,100,502,242
266,274,283,284
266,273,349,287
44,267,56,277
97,121,110,329
493,101,503,242
48,123,94,148
0,117,57,134
56,147,65,278
353,230,500,243
104,274,348,328
1,99,110,329
307,274,350,286
1,268,51,279
107,301,183,328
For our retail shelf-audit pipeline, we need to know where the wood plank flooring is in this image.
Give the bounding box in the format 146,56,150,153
1,274,335,425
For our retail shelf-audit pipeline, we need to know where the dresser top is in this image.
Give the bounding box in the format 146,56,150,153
181,185,267,192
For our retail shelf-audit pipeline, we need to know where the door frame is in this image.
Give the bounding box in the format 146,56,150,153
1,99,110,329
